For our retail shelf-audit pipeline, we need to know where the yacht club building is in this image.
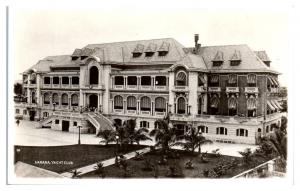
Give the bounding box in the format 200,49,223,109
15,34,285,144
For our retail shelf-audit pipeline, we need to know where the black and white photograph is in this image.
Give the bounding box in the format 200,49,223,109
1,0,299,190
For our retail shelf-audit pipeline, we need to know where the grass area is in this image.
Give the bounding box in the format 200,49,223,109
83,149,267,178
14,144,146,173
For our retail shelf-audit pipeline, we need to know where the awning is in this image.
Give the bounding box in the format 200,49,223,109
247,74,256,84
199,75,206,84
228,75,237,84
228,97,237,109
274,100,283,110
267,76,275,86
210,97,219,108
210,75,219,83
267,101,275,111
270,100,279,110
247,98,256,110
271,76,280,86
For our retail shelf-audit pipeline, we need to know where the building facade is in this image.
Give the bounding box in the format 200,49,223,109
15,35,285,144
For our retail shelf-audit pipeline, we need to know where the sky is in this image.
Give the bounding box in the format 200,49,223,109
11,0,290,86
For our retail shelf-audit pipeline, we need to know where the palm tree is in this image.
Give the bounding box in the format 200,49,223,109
175,125,212,155
97,130,116,145
129,127,152,145
149,114,176,154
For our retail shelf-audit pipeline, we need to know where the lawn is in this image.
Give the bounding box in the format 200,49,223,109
82,149,268,178
14,144,146,173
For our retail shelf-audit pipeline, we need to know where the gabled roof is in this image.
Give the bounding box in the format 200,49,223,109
85,38,187,64
199,44,278,73
25,55,74,73
212,51,224,61
254,50,271,62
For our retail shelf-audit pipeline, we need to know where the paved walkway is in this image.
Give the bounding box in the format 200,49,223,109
60,147,151,178
15,120,257,157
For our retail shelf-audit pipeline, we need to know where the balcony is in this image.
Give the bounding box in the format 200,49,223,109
71,84,79,89
24,84,37,88
208,87,221,92
197,86,207,93
172,86,188,92
61,84,70,88
155,111,166,116
245,87,259,94
114,85,124,89
113,109,123,113
127,110,137,115
52,84,60,88
140,86,152,90
226,87,239,93
155,86,168,91
140,111,151,115
126,85,138,90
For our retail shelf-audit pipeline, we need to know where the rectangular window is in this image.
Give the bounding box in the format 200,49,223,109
73,122,77,126
212,61,223,67
230,60,241,66
44,77,50,84
23,110,27,115
53,77,60,84
16,109,20,114
72,77,79,85
55,119,59,124
62,77,69,85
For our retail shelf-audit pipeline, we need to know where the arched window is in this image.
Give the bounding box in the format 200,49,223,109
155,97,166,112
52,93,59,104
114,96,123,109
31,91,36,104
127,96,136,110
247,96,256,117
44,93,50,104
140,121,149,128
236,128,248,137
228,96,237,116
177,97,186,114
210,95,219,115
176,71,187,86
247,74,256,86
61,94,68,105
266,126,269,133
89,66,99,85
216,127,227,135
140,96,151,111
71,94,79,106
198,126,208,134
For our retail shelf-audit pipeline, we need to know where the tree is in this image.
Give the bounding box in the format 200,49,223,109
129,127,152,145
94,162,105,178
149,114,176,154
14,83,23,96
97,130,116,145
174,125,212,155
238,148,253,165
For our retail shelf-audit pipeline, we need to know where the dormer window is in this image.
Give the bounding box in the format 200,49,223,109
145,52,155,57
158,42,170,57
132,52,142,58
230,50,241,66
132,44,144,58
71,56,79,61
145,43,157,58
212,51,224,67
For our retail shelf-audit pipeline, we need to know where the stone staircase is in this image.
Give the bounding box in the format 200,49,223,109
87,112,114,134
39,115,56,127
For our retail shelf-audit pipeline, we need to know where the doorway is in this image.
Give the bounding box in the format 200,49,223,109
29,110,35,121
62,120,70,132
89,94,98,110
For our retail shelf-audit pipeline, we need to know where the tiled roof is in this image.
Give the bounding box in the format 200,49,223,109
199,44,275,73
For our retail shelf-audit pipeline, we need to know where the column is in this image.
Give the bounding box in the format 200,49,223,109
98,93,101,111
59,76,62,88
50,76,53,88
111,76,115,89
27,75,31,104
69,76,72,87
151,101,154,116
166,102,169,114
151,76,155,89
124,76,127,89
68,96,71,110
168,72,174,113
123,100,126,114
137,100,140,115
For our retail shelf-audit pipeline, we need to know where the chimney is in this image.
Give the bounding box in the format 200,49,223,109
194,34,201,53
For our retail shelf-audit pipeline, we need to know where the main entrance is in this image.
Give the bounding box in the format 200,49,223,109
89,94,98,110
62,120,70,132
29,110,35,121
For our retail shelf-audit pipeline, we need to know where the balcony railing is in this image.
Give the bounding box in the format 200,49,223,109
197,86,207,92
208,87,221,92
172,86,188,92
127,110,137,115
140,86,152,90
155,86,167,91
245,87,259,94
155,111,166,116
114,85,124,89
126,85,138,90
113,109,123,113
140,111,151,115
226,87,239,93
